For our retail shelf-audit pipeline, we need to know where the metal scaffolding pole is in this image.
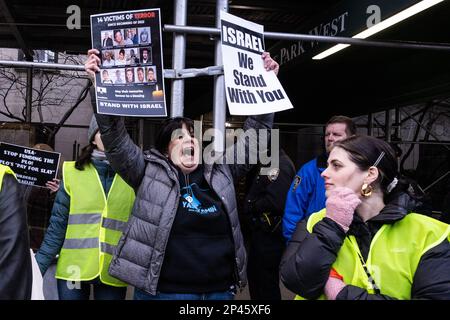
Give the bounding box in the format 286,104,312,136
423,171,450,193
212,0,228,153
394,107,401,139
170,0,187,117
385,109,392,142
401,107,450,151
25,67,32,123
163,25,450,52
367,113,373,136
392,141,450,145
0,60,85,71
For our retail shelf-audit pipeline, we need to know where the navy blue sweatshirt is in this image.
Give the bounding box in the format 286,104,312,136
158,165,235,293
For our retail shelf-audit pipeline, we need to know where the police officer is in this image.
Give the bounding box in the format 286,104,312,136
242,149,295,300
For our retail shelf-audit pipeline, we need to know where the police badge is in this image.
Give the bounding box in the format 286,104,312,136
266,167,280,182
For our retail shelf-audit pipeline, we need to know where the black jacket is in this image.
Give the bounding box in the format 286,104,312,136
243,149,296,218
280,192,450,300
0,174,32,299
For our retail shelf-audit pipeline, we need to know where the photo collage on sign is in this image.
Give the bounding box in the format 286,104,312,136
100,27,156,85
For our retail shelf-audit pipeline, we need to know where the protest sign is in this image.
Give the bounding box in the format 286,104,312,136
220,11,293,115
0,142,60,187
91,8,167,117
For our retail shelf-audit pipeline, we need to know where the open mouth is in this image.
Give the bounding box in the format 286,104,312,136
182,146,195,157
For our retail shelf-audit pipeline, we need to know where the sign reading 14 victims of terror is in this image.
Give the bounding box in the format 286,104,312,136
0,142,61,188
220,11,293,115
91,8,167,117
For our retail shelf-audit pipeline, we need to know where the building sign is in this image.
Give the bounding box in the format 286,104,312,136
271,0,429,66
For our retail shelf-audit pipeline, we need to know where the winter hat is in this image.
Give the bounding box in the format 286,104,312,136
87,115,99,143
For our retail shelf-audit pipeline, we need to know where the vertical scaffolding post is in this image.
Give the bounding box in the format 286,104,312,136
170,0,187,117
385,109,392,142
25,67,33,123
213,0,228,153
394,107,401,139
367,113,373,136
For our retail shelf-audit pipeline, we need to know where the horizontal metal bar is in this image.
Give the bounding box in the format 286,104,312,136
165,24,219,36
0,59,222,79
164,65,224,79
0,60,85,71
390,140,450,145
164,24,450,52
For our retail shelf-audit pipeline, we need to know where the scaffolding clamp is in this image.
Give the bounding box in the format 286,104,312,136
164,65,224,79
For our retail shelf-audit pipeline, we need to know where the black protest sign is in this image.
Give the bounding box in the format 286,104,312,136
0,142,60,187
91,8,167,117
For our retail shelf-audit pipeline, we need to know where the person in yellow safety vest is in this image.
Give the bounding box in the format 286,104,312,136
35,116,135,300
0,164,32,299
280,135,450,300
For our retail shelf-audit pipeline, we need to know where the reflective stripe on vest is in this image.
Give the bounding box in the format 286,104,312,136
0,164,16,192
62,238,117,256
102,217,128,232
63,238,99,249
101,242,117,255
295,208,450,300
56,161,135,287
68,213,102,225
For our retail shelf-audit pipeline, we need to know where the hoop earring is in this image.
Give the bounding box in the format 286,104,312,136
361,183,373,197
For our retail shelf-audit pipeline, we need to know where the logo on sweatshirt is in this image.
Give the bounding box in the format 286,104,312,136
181,184,218,215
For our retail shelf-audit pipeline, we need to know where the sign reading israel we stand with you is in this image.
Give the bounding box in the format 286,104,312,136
91,8,166,117
220,11,293,115
0,142,60,188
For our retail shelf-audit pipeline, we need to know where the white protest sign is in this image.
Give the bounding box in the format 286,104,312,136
220,11,293,115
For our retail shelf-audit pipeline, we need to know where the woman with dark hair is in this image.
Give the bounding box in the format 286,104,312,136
85,49,279,300
281,135,450,300
35,116,135,300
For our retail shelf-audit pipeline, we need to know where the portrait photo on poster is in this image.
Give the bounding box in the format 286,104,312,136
140,47,152,65
138,27,151,44
101,30,114,47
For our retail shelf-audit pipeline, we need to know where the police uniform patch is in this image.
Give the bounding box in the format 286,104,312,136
266,167,280,182
293,175,302,191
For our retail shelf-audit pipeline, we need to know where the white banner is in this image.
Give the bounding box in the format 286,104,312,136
220,11,293,115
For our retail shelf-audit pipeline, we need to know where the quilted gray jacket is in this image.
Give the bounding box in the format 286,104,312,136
95,113,274,295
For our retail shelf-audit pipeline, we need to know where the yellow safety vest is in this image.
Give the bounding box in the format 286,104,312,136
295,208,450,300
0,164,16,191
56,161,135,286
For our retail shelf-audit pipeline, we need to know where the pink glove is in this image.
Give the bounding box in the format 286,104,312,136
324,275,346,300
326,187,361,232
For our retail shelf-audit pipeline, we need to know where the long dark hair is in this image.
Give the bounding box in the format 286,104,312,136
334,135,408,201
75,143,95,170
155,117,195,154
